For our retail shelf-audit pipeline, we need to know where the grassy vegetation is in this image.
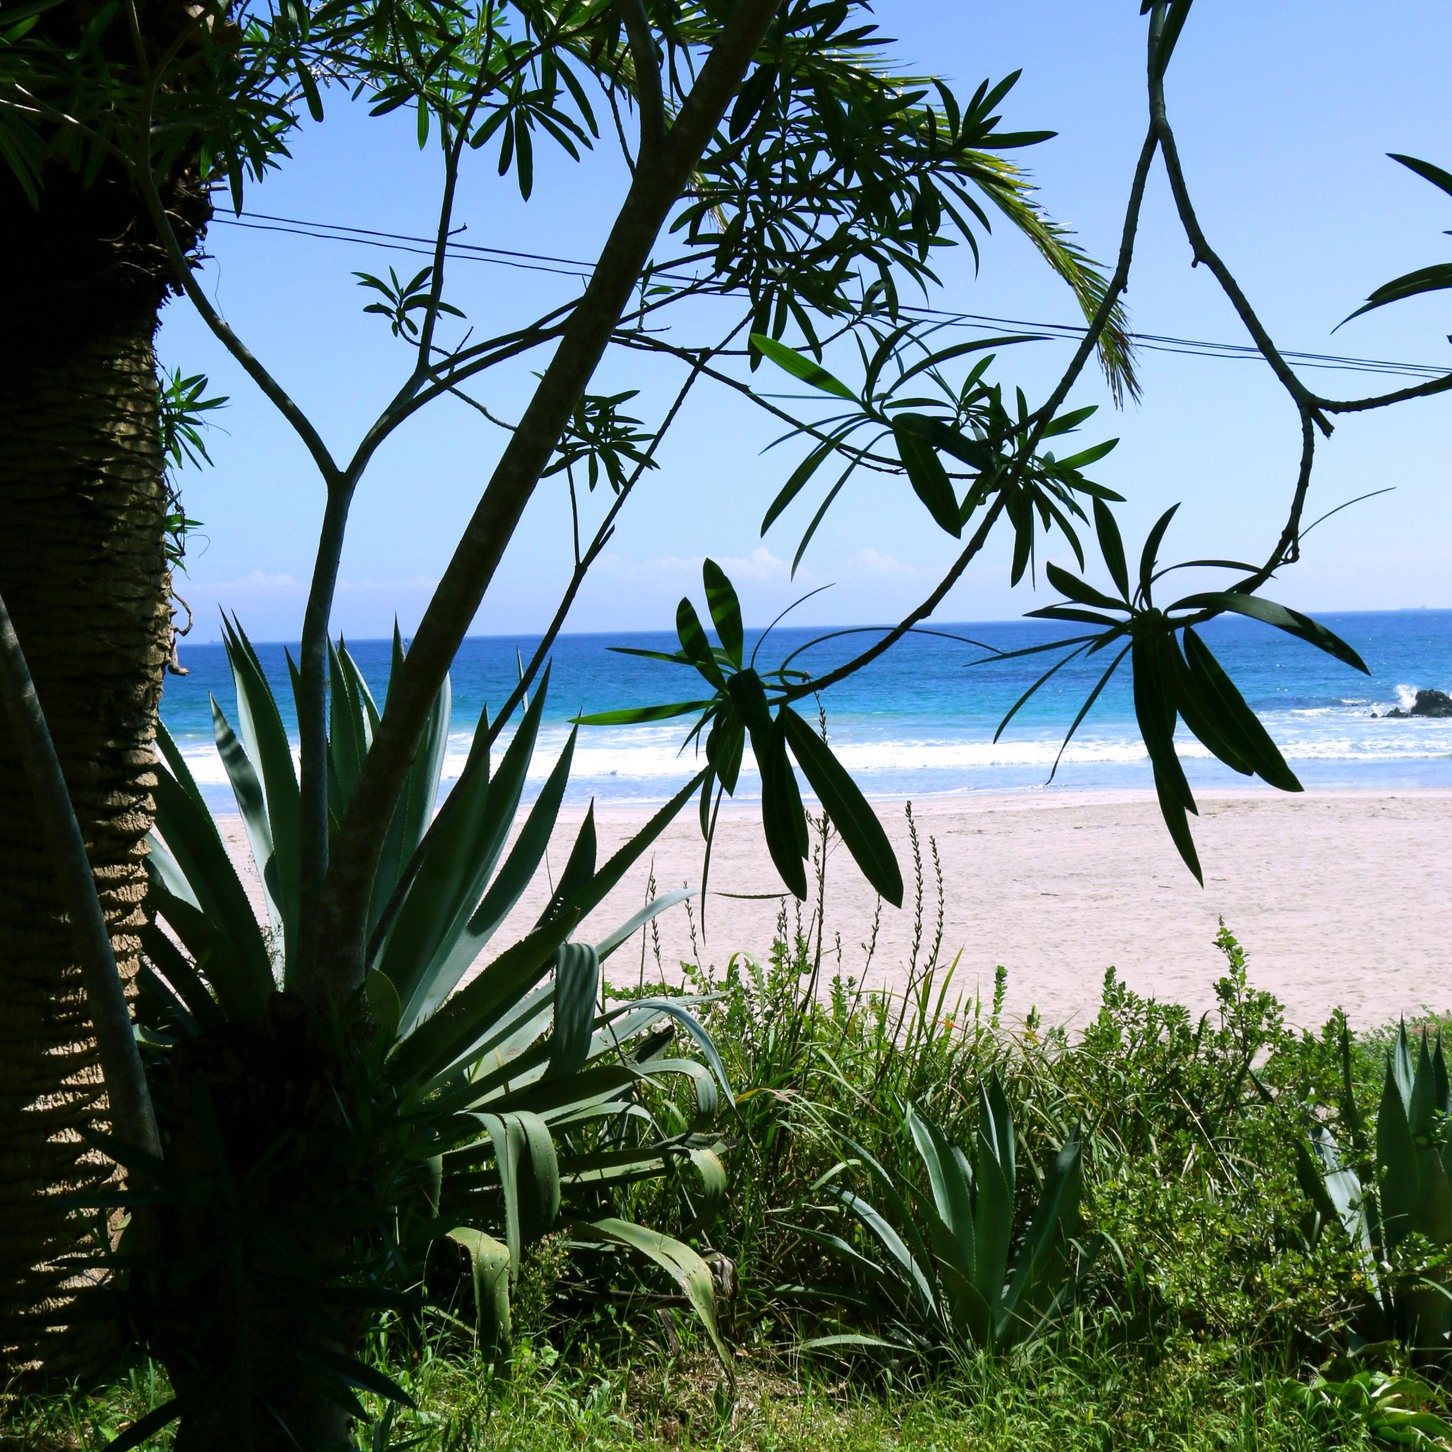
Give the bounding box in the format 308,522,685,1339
9,815,1452,1450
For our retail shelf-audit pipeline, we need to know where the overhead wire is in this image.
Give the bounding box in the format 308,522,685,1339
210,209,1452,382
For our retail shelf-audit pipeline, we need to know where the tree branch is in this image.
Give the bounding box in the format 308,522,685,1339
314,0,785,1002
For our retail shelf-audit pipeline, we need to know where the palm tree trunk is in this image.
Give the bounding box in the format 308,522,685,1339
0,303,173,1384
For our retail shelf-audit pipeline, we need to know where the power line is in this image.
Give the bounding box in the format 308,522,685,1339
210,209,1452,383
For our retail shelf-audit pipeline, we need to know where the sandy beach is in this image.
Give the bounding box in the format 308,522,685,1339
214,787,1451,1033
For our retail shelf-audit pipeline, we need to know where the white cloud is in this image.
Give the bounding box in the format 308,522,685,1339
594,546,805,585
202,569,304,593
844,547,917,577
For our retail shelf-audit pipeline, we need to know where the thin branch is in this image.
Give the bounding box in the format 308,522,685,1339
1151,56,1332,438
780,494,1008,701
1315,373,1452,414
614,331,902,474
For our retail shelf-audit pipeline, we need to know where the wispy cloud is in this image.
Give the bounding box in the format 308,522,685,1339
595,547,813,586
845,547,918,577
202,569,304,594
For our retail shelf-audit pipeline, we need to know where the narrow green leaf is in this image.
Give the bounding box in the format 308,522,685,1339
1093,498,1130,601
780,708,902,906
702,559,744,667
749,333,858,401
1176,591,1370,673
893,420,962,536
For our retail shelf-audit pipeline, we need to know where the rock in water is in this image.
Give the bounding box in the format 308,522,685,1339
1383,688,1452,719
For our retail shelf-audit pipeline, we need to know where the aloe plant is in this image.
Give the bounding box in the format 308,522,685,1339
1297,1022,1452,1355
801,1079,1089,1356
137,619,732,1373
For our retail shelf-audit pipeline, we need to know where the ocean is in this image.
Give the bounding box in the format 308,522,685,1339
160,609,1452,811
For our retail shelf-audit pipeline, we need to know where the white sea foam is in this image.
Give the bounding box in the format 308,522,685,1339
172,707,1452,794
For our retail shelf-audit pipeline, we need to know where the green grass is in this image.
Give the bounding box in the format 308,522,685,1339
2,1338,1385,1451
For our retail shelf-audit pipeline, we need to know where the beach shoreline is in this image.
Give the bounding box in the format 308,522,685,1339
213,785,1452,1034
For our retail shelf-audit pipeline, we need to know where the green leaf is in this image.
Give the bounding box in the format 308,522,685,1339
1174,592,1370,673
749,333,858,401
1344,263,1452,323
572,1218,731,1369
1181,628,1301,792
1093,498,1130,601
762,435,842,535
893,420,962,537
752,715,808,899
1044,562,1125,614
780,707,902,906
1390,152,1452,200
676,598,726,691
1132,635,1202,882
573,699,716,726
1137,505,1181,604
702,559,744,668
444,1227,511,1360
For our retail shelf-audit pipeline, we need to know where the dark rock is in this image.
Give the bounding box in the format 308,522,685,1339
1383,688,1452,719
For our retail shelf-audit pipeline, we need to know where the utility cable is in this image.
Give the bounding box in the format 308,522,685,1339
210,209,1452,382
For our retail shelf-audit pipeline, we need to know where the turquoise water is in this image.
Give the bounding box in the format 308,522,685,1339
160,610,1452,809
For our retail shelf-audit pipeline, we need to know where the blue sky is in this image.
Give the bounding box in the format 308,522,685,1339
158,2,1452,643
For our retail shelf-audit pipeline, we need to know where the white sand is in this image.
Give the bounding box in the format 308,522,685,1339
218,787,1452,1033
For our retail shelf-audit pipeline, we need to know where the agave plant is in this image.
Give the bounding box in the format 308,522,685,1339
801,1078,1089,1356
134,619,732,1391
1297,1021,1452,1356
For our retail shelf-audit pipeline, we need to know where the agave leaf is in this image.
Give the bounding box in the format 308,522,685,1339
572,1217,731,1367
326,640,372,821
829,1187,938,1326
138,922,223,1032
408,730,578,1030
383,680,550,1020
211,698,284,939
220,618,302,968
544,943,599,1083
476,1113,526,1277
999,1133,1084,1347
444,1227,511,1359
905,1103,975,1284
593,887,694,964
1379,1056,1421,1252
972,1080,1016,1311
594,997,734,1109
388,915,577,1088
150,729,274,993
372,631,452,927
147,886,271,1023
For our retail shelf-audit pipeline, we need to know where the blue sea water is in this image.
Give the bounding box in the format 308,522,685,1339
160,610,1452,811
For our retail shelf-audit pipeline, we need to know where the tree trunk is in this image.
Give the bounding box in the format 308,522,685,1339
0,281,173,1384
0,0,213,1381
